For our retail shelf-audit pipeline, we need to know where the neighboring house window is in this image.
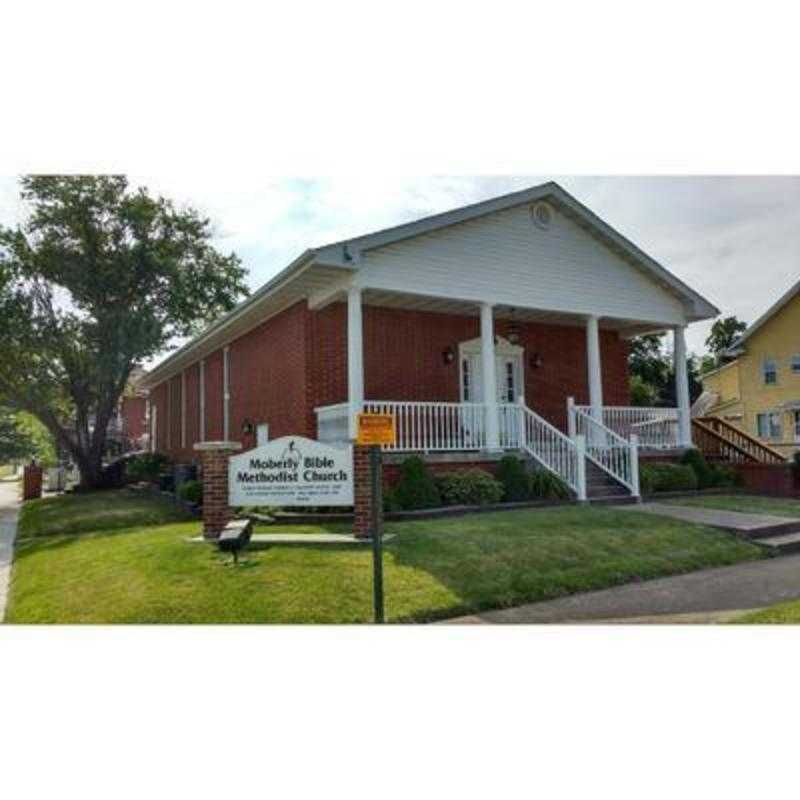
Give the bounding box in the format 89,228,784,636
756,412,782,440
795,411,800,442
792,355,800,374
763,358,778,385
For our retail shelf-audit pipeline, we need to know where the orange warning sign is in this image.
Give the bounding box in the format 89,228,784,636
356,413,396,446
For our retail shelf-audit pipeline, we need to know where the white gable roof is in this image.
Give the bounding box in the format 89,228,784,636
140,181,718,390
314,181,719,321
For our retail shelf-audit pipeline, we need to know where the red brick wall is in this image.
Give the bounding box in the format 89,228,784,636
120,396,148,440
308,302,348,409
358,307,630,431
149,301,631,461
228,301,313,451
734,463,800,497
204,350,224,442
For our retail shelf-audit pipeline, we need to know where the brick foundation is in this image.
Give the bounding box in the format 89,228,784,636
382,458,501,490
22,464,43,501
194,441,242,539
734,463,800,497
353,445,383,538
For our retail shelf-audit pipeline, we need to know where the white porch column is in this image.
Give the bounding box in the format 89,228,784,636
586,314,604,423
480,302,500,450
347,287,364,439
673,325,692,447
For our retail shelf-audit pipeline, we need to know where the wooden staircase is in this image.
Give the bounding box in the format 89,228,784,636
692,417,786,464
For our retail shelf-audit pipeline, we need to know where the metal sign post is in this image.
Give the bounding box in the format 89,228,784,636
370,444,384,624
356,412,396,625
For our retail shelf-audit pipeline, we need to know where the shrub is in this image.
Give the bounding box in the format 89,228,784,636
709,463,739,488
127,452,171,482
681,448,714,489
177,479,203,505
436,469,504,506
528,469,572,500
393,457,441,510
496,455,530,502
794,451,800,479
640,463,698,494
383,488,401,513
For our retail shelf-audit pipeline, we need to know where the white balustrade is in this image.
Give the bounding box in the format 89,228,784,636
575,404,679,450
518,404,585,500
568,400,639,495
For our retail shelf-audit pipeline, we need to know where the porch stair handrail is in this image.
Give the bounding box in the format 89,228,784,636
517,403,586,500
568,399,639,496
693,417,786,464
574,403,679,450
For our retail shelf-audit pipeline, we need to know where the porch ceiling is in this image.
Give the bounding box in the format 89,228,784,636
360,288,674,338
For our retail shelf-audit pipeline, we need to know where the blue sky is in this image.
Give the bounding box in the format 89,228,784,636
2,175,798,357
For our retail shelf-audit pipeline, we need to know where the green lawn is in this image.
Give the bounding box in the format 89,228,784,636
663,493,800,518
735,602,800,624
6,489,764,624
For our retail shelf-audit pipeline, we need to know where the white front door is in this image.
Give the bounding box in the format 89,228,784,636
461,353,523,403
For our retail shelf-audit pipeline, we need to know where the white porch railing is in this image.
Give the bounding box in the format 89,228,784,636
361,400,508,452
569,403,639,496
517,404,586,500
574,403,679,450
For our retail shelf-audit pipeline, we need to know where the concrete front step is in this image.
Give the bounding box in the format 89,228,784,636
753,531,800,555
587,495,639,507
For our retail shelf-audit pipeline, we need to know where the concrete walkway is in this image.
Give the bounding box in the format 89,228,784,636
0,480,21,622
444,554,800,624
624,502,800,536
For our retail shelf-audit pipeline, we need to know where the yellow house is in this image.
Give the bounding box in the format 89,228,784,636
701,278,800,458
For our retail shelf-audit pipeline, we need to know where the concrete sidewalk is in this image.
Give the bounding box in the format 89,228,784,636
444,554,800,624
0,480,21,622
625,502,800,537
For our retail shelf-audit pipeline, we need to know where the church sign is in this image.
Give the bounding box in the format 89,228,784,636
228,435,354,507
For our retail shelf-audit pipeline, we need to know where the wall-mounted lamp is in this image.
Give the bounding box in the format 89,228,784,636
529,353,543,369
442,346,456,365
241,418,254,436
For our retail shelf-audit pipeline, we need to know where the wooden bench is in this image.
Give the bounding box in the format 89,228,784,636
217,519,253,564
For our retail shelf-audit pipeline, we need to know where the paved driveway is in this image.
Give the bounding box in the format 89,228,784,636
0,480,21,622
444,554,800,624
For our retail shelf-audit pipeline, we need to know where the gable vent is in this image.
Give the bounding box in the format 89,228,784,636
531,201,552,230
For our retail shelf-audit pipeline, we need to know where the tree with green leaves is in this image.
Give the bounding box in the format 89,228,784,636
628,333,703,407
0,176,248,488
0,409,37,465
705,316,747,364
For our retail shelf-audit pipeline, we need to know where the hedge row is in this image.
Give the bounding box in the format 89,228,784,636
640,449,739,495
385,455,571,512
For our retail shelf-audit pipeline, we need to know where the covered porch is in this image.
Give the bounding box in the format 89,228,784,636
314,285,693,500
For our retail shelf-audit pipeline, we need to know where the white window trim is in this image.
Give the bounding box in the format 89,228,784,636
180,370,187,448
199,359,206,442
756,411,783,440
763,357,778,385
223,346,230,441
166,380,172,450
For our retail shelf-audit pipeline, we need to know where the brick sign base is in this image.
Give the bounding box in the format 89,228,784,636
23,464,43,501
196,440,380,540
194,441,242,540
